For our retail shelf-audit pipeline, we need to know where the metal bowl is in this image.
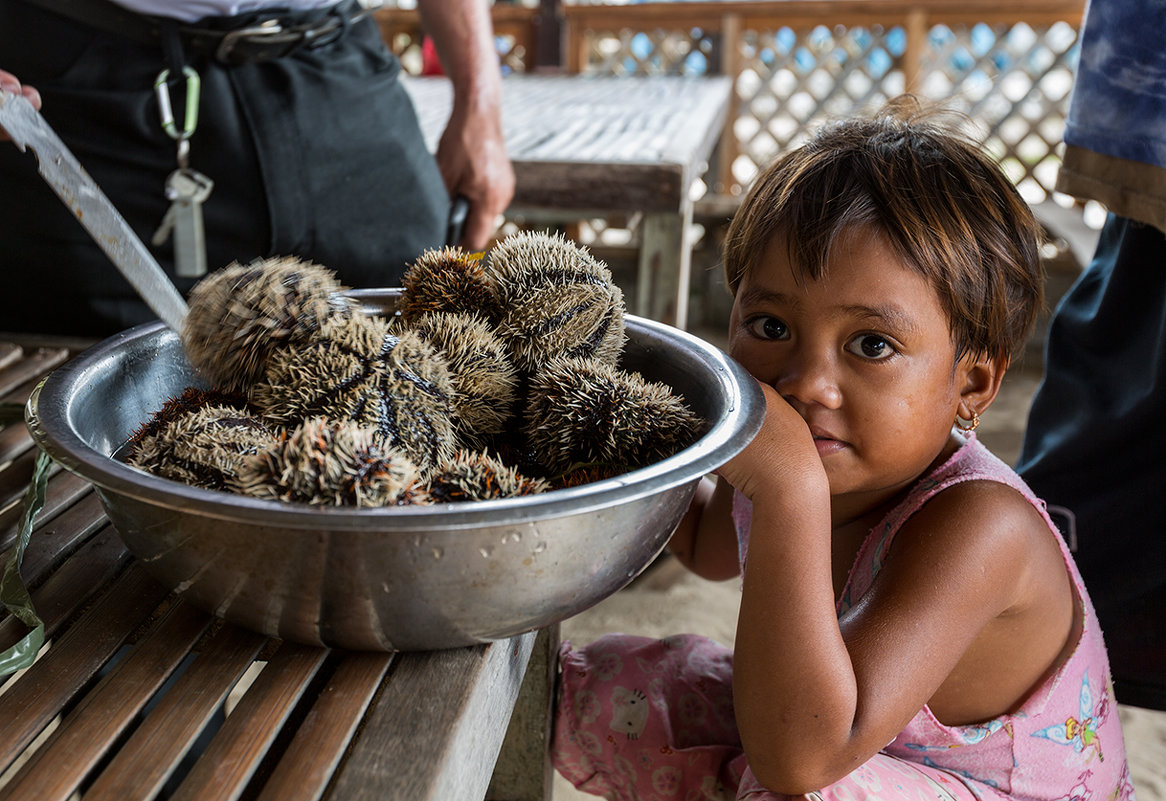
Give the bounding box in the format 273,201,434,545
25,290,763,651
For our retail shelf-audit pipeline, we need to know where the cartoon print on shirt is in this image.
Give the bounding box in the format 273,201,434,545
610,686,649,739
904,719,1006,752
1032,670,1105,762
1053,768,1093,801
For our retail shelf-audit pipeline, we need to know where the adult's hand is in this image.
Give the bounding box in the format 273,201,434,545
433,98,514,251
418,0,515,251
0,71,42,142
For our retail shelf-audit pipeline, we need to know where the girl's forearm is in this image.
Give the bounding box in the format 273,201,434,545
733,491,863,794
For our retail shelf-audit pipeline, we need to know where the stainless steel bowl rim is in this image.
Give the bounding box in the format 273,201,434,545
27,314,764,533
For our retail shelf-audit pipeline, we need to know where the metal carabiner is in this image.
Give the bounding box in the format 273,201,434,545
154,66,201,142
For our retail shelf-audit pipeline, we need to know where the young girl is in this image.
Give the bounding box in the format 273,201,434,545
551,97,1135,801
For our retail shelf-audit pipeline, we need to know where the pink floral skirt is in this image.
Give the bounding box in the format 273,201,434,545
552,633,992,801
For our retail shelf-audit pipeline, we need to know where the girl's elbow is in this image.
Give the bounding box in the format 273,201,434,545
748,757,835,796
745,744,865,796
687,554,743,582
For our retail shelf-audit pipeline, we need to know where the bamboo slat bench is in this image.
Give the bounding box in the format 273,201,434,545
0,339,557,801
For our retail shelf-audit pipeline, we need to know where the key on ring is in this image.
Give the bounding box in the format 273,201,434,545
152,168,214,278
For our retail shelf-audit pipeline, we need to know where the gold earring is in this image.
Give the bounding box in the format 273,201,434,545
956,411,980,432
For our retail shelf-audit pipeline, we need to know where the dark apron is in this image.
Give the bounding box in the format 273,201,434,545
0,0,448,336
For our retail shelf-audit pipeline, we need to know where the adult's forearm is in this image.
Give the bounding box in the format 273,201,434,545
414,0,512,248
417,0,503,104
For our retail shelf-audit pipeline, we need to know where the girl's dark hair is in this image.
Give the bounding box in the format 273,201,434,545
723,95,1044,364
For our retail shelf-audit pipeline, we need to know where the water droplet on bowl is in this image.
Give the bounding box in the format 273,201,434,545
432,546,444,560
479,545,495,558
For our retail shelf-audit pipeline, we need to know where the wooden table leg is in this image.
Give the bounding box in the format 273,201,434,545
487,625,560,801
637,200,694,329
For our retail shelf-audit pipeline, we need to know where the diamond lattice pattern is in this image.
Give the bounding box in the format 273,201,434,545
581,19,1080,204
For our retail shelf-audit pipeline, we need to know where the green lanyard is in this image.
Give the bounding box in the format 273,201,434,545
0,446,50,678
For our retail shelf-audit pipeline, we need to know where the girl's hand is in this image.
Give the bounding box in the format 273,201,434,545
716,379,827,502
0,71,41,143
666,381,830,584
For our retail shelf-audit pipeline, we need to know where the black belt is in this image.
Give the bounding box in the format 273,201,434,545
24,0,367,65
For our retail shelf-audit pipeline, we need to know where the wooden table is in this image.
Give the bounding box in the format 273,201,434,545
0,341,556,801
403,74,734,329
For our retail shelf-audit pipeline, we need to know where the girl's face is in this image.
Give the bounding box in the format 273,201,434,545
728,227,978,515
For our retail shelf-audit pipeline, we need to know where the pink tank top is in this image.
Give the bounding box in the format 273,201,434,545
732,434,1136,801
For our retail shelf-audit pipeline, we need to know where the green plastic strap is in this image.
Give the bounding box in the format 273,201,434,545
0,448,51,678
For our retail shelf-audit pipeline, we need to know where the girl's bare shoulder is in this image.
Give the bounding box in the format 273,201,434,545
827,477,1073,744
884,479,1075,722
905,479,1057,563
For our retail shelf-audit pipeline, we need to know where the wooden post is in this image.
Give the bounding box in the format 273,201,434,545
718,12,743,196
534,0,563,71
565,15,586,74
639,201,695,329
904,7,928,94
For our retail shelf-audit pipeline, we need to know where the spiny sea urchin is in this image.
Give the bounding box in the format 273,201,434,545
182,256,352,392
409,311,517,448
124,386,255,458
425,450,550,502
128,404,277,492
523,355,702,474
252,314,458,472
232,418,428,507
397,246,502,325
488,231,627,373
551,463,628,490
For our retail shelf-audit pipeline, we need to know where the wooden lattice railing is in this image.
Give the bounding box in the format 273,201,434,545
374,1,1083,208
561,1,1084,207
373,5,543,75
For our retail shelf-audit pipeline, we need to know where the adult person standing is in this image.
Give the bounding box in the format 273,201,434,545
0,0,514,337
1016,0,1166,710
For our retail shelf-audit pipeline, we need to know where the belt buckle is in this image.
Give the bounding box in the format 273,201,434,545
302,17,343,50
303,8,367,51
215,19,289,64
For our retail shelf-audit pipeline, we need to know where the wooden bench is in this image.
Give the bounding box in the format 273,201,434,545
0,340,556,801
403,74,733,330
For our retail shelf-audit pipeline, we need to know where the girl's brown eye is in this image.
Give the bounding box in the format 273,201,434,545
846,334,894,360
747,316,789,341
